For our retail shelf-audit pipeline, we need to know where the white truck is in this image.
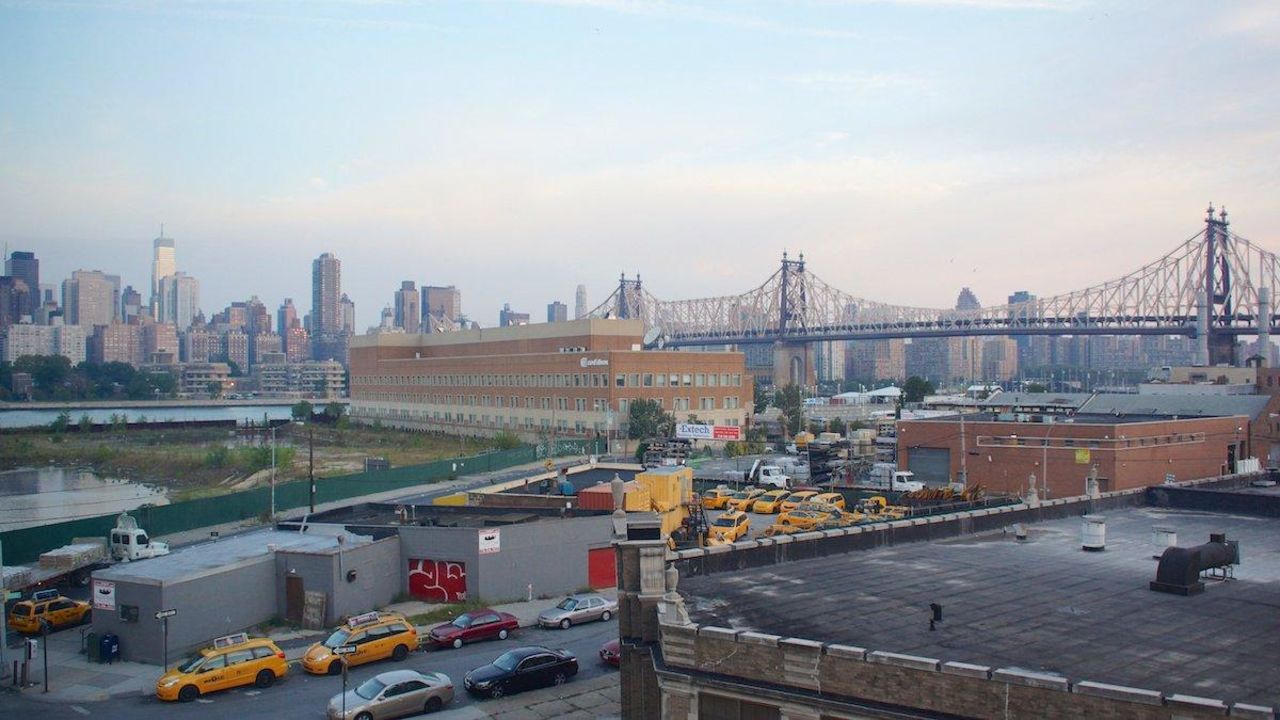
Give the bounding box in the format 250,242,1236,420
1,513,170,597
866,464,925,492
725,459,792,489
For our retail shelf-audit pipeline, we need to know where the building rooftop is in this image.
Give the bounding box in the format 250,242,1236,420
680,506,1280,707
95,529,371,584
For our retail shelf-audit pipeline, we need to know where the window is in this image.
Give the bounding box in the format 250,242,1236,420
616,374,625,387
732,374,741,386
709,374,719,387
575,398,586,411
696,373,705,387
701,397,715,410
699,693,780,720
204,655,228,671
656,373,667,387
227,650,254,665
251,647,276,659
629,373,640,387
643,373,654,387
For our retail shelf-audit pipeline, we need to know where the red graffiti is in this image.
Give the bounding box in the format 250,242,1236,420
407,559,467,602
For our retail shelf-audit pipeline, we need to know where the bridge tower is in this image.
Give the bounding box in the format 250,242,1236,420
1201,204,1236,366
613,273,645,321
772,252,816,388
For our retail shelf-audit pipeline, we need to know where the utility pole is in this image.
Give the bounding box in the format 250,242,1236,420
308,422,315,514
270,425,277,519
0,539,8,680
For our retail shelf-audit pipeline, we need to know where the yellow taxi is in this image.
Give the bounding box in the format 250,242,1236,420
708,510,750,544
7,590,92,634
727,488,766,512
779,491,818,512
156,633,288,702
701,486,736,510
303,611,418,676
814,492,847,510
751,489,792,514
778,502,843,530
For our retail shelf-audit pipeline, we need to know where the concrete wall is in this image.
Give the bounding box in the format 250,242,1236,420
274,538,399,626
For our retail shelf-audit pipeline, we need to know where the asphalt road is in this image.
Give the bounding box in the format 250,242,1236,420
0,619,619,720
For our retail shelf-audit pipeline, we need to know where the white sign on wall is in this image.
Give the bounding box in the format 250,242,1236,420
478,528,501,555
92,579,116,610
676,423,713,440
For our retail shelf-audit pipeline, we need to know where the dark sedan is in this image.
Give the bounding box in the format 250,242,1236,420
426,608,519,650
463,646,578,699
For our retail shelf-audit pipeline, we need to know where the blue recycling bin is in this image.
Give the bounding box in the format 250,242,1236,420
99,633,120,664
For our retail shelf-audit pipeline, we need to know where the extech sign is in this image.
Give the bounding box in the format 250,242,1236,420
580,357,609,368
675,423,742,441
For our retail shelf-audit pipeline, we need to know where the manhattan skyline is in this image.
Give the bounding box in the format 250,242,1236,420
2,0,1278,329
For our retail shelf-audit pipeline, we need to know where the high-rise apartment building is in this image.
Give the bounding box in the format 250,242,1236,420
63,270,118,327
422,285,461,322
0,277,31,328
340,294,355,334
394,281,420,333
847,339,906,383
6,251,38,305
151,231,176,311
157,272,200,329
121,286,143,322
278,298,298,335
574,285,587,320
547,301,568,323
311,253,341,335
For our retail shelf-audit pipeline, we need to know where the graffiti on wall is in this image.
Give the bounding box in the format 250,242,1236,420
407,559,467,602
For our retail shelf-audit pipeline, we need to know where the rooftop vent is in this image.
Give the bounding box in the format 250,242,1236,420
1150,533,1240,596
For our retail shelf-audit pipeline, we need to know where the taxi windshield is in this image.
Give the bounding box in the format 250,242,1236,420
712,516,737,527
324,629,350,648
355,678,386,700
731,492,750,499
177,655,204,673
13,604,33,617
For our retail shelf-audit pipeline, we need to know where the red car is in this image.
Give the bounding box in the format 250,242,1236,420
599,639,620,667
427,608,519,649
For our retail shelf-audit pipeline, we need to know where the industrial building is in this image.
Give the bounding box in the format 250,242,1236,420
348,318,751,442
615,473,1280,719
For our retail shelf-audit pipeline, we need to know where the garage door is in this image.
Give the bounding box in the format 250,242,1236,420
587,547,616,590
407,559,467,602
907,448,951,487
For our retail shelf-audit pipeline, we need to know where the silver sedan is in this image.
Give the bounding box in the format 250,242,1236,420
537,593,618,629
327,669,453,720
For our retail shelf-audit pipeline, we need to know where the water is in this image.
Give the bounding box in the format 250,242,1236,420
0,467,169,532
0,404,297,429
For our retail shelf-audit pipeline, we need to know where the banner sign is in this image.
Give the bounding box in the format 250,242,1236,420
676,423,742,441
93,580,116,610
479,528,501,555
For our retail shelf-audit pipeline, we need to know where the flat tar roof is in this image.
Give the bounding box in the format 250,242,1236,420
680,507,1280,707
96,529,371,584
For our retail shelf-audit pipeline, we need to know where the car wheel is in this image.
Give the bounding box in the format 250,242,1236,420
559,618,571,630
178,685,199,702
392,644,409,661
355,713,373,720
601,610,612,622
553,672,567,686
328,660,343,676
498,629,508,640
490,683,504,698
425,696,444,713
452,637,463,649
255,669,275,688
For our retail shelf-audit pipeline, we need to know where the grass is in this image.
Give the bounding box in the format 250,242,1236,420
405,599,491,627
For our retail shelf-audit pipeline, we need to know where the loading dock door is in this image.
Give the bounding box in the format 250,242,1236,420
907,448,951,487
587,547,616,590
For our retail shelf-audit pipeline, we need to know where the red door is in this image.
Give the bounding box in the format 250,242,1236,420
587,547,616,589
407,559,468,602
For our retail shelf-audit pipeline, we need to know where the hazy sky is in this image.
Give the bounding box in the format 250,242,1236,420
2,0,1278,329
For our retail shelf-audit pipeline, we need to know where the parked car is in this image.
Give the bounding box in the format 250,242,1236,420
599,639,621,667
727,488,766,512
751,489,792,514
701,486,735,510
156,633,288,702
326,668,453,720
304,611,419,676
427,608,519,649
708,510,750,544
464,646,578,699
7,591,91,634
537,594,618,629
779,490,818,512
814,492,847,510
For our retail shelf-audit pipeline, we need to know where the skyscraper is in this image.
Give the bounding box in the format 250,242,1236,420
499,303,529,327
574,284,587,320
547,301,567,323
955,287,981,311
278,298,298,334
311,253,341,335
422,285,461,322
62,270,117,327
340,294,355,334
394,281,420,333
157,272,200,329
6,251,39,299
151,230,176,311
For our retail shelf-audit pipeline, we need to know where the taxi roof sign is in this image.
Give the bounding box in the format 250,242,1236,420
32,589,60,602
347,611,380,628
213,632,250,649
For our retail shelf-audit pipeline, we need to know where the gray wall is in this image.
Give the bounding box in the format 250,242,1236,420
275,537,400,625
398,515,613,604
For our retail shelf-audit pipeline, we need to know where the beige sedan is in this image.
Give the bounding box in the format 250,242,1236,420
327,669,453,719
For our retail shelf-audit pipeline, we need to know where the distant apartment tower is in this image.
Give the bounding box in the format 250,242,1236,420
121,285,143,322
278,298,299,335
340,294,355,334
311,252,342,335
157,272,200,329
574,284,587,320
0,276,31,328
395,281,420,333
847,339,906,382
547,301,567,323
151,231,176,311
422,285,461,322
62,270,118,327
499,303,530,327
955,287,981,311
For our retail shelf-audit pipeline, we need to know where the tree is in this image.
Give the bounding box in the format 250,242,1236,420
14,354,72,396
226,360,243,377
291,400,314,421
902,376,935,403
492,431,521,450
752,382,768,412
1025,382,1048,393
323,401,346,420
828,418,847,435
773,384,803,437
627,399,674,439
207,381,223,399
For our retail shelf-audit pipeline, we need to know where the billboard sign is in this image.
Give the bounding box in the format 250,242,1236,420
676,423,742,441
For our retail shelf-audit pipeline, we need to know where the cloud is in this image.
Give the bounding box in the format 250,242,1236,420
1213,1,1280,47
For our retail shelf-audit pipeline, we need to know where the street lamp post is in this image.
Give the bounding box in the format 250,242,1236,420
308,422,315,514
270,425,277,519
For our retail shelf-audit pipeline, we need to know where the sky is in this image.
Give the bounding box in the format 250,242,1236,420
2,0,1278,330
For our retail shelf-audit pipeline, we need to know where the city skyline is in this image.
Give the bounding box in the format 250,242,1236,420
2,1,1278,329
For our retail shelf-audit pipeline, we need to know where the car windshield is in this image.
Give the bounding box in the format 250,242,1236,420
323,629,350,648
712,516,737,527
355,678,386,700
731,492,750,499
493,651,521,672
451,614,474,629
555,598,577,611
13,605,32,617
177,655,204,673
